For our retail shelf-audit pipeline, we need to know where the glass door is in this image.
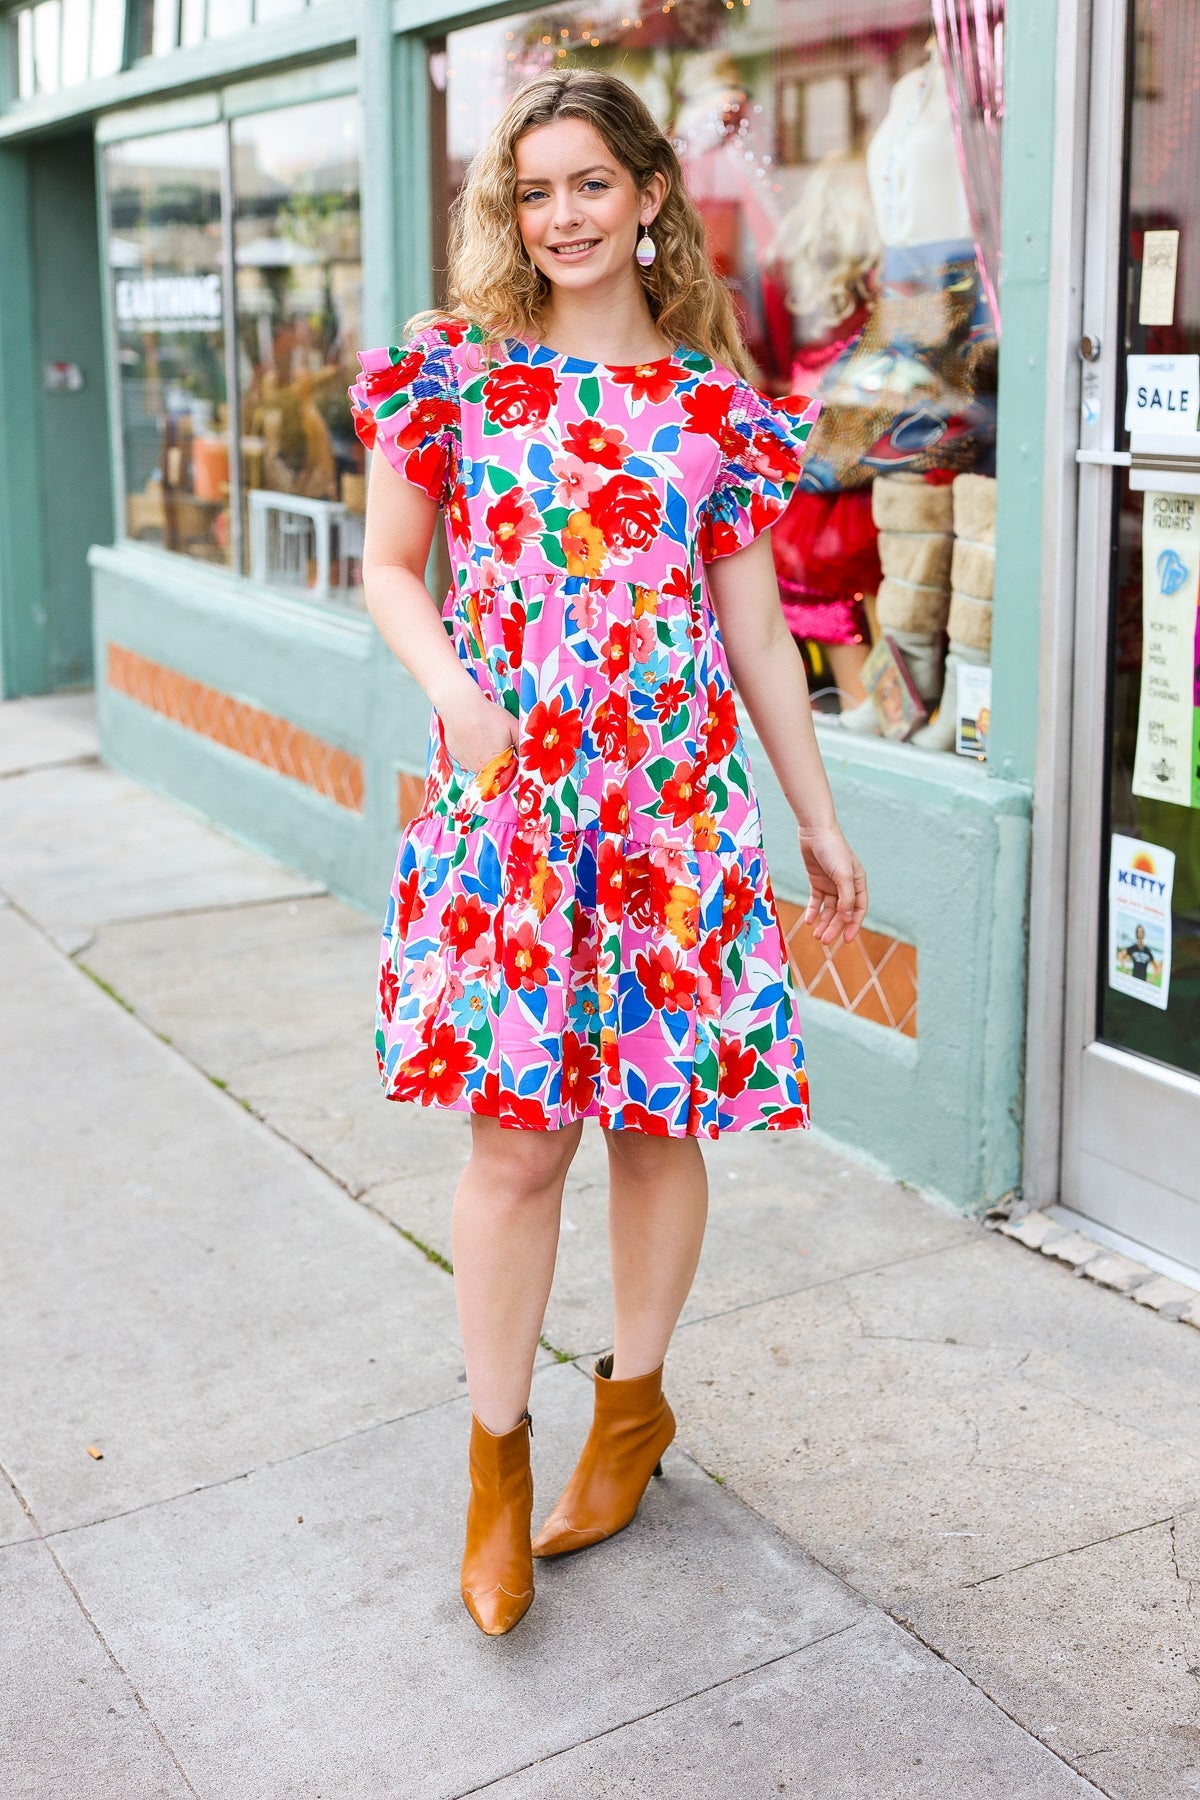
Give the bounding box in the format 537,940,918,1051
1063,0,1200,1276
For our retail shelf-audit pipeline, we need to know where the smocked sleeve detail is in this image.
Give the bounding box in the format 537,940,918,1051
348,327,461,502
698,380,822,563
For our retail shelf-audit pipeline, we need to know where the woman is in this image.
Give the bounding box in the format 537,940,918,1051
354,69,867,1636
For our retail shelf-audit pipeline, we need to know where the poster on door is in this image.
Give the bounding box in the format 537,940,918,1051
1108,834,1175,1010
1131,491,1200,808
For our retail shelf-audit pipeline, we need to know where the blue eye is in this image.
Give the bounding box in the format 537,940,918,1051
518,188,548,203
582,180,609,192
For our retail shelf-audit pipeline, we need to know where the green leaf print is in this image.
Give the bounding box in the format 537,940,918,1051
748,1060,781,1091
662,710,687,744
543,533,567,570
375,392,410,420
646,755,676,788
705,773,729,813
482,413,501,437
560,778,579,815
726,942,744,985
485,464,519,494
540,505,571,533
745,1024,775,1054
727,758,750,800
461,377,487,405
578,376,601,416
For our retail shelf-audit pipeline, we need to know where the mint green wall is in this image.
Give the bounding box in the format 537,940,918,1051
31,134,114,688
990,0,1058,786
81,0,1063,1214
0,146,49,697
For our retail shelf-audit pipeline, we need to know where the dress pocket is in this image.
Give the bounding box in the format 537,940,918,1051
447,743,518,813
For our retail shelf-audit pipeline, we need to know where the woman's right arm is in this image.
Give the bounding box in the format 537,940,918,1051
361,454,517,771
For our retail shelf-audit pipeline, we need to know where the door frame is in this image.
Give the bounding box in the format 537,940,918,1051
1032,0,1200,1278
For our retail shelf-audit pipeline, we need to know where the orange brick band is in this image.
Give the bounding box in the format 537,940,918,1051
777,898,918,1038
106,643,365,813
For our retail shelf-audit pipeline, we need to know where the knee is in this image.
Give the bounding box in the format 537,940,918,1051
604,1128,702,1183
469,1119,581,1199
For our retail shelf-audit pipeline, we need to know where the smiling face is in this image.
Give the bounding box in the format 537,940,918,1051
514,116,662,294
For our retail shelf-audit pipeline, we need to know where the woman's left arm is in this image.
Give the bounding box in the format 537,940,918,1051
707,534,868,948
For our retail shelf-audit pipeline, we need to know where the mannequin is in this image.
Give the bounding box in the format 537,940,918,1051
793,44,998,736
767,156,882,706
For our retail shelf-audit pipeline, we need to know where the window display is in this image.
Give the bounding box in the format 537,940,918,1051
233,96,364,594
434,0,1003,734
104,90,364,602
106,126,231,567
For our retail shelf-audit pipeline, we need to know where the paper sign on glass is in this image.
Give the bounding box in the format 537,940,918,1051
1132,491,1200,807
1125,354,1200,434
1139,230,1180,327
1108,835,1174,1010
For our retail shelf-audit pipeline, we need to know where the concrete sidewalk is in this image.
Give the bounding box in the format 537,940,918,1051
1,693,1196,1798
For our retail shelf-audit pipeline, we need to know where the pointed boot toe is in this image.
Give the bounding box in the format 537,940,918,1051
532,1357,674,1560
460,1409,535,1637
462,1579,534,1636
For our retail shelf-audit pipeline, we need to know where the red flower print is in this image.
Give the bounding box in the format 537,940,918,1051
660,759,701,828
486,486,541,565
635,945,696,1014
396,394,457,450
500,599,526,671
482,362,559,432
653,677,687,726
405,441,447,500
561,1030,601,1115
718,1037,756,1099
599,783,630,835
747,427,796,485
721,864,757,945
616,1099,671,1136
523,695,583,784
765,1104,808,1131
589,476,662,558
503,1093,552,1129
529,856,564,922
503,919,553,991
597,837,625,922
662,565,692,604
699,927,722,993
393,1022,476,1106
702,682,738,762
379,962,400,1023
627,716,651,769
350,403,378,451
593,694,626,762
365,345,425,400
748,492,777,539
680,382,734,441
396,867,424,934
446,482,471,545
701,517,741,560
623,856,656,930
611,361,681,405
561,418,627,467
602,621,631,681
442,891,490,953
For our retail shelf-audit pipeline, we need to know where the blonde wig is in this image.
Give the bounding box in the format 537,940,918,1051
410,69,754,378
770,156,880,340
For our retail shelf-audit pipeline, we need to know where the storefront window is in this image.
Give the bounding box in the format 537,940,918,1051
233,95,364,594
5,0,125,97
434,1,1002,737
131,0,308,60
103,89,364,602
107,126,230,567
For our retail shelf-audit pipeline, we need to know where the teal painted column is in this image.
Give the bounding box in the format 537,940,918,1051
0,146,49,697
989,0,1058,786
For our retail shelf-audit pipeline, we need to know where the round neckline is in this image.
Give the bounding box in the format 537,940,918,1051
510,333,687,370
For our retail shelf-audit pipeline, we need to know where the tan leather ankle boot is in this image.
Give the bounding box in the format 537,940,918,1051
531,1356,674,1558
461,1409,534,1636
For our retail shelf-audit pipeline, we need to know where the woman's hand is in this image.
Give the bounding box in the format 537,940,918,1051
440,680,519,774
799,824,868,950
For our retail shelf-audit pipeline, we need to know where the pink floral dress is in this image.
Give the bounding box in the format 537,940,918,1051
350,320,820,1135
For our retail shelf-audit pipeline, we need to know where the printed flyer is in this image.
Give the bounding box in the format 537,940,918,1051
1108,834,1175,1011
1131,490,1200,809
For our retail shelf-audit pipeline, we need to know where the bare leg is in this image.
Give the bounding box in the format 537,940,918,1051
603,1131,709,1379
827,641,871,709
451,1115,584,1433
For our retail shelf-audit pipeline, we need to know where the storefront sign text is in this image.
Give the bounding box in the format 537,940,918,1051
1132,490,1200,808
115,273,222,334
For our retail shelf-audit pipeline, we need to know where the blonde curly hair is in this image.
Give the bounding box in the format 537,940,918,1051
410,68,754,379
769,156,880,340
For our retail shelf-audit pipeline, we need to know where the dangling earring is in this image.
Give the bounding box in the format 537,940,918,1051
635,224,657,269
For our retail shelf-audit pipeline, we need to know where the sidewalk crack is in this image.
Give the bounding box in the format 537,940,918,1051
0,1457,201,1796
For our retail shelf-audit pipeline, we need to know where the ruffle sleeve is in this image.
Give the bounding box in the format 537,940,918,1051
348,325,461,502
698,381,822,562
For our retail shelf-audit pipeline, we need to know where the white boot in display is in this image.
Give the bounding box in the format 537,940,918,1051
912,641,989,751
